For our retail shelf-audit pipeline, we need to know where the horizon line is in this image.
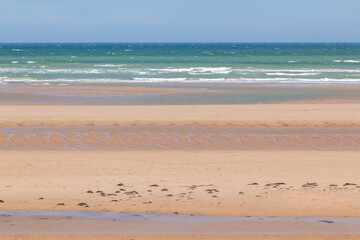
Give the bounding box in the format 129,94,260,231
1,41,360,44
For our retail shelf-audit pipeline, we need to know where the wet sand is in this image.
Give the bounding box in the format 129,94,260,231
1,151,360,217
1,126,360,150
2,234,360,240
0,85,203,97
1,211,360,240
2,83,360,105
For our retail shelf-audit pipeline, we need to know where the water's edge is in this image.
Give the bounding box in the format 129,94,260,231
1,210,360,236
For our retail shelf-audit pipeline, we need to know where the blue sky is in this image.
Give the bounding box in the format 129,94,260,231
0,0,359,42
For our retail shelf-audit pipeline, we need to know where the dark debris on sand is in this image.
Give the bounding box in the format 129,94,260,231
344,183,357,186
78,202,89,207
302,183,318,188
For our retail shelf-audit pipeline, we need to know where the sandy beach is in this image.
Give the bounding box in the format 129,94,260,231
1,104,360,239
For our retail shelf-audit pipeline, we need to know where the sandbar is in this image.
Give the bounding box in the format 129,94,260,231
1,104,360,127
1,151,360,217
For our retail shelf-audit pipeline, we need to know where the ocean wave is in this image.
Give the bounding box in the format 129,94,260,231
0,68,47,74
265,73,319,76
2,77,360,84
238,77,360,83
0,68,105,74
0,78,120,84
94,64,127,67
344,60,360,63
0,67,147,75
46,69,103,74
2,67,360,75
149,67,233,75
333,60,360,63
133,78,189,82
0,77,228,84
233,68,360,73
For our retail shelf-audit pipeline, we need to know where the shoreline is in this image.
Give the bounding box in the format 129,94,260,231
2,210,360,240
1,211,360,240
1,83,360,105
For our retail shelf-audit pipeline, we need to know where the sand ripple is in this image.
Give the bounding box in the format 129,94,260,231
1,126,359,150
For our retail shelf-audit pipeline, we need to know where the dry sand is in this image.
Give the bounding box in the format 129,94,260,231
1,234,360,240
1,104,360,127
1,151,360,217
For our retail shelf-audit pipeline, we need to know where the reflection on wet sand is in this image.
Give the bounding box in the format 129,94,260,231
1,126,360,150
1,210,360,236
2,83,360,105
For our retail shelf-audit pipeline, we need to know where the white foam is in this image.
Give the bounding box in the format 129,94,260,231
344,60,360,63
333,60,360,63
46,69,102,74
233,68,360,73
106,68,151,75
11,49,23,52
132,77,360,83
2,77,360,84
266,73,319,76
11,61,18,64
149,67,232,75
133,78,188,82
26,61,36,64
2,66,360,79
0,67,139,75
238,77,360,83
94,64,126,68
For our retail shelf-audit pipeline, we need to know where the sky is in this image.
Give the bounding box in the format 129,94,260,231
0,0,360,43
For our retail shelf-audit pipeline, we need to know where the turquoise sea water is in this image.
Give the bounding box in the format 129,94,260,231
0,43,360,85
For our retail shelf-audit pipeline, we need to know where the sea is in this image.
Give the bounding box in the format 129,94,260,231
1,43,360,85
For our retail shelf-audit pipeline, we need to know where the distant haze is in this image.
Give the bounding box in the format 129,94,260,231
0,0,360,43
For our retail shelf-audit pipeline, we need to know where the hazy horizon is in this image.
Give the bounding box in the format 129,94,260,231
1,42,360,44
